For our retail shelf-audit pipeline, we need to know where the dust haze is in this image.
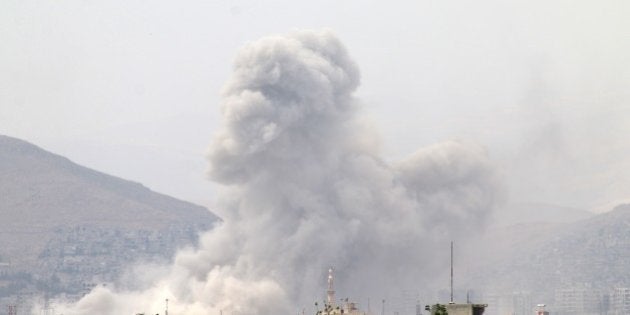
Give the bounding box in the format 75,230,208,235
55,30,500,315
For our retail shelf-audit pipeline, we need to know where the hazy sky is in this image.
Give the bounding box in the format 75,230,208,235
1,0,629,210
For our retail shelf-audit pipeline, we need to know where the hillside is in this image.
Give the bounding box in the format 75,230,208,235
0,135,217,229
490,202,593,227
0,135,219,299
462,204,630,313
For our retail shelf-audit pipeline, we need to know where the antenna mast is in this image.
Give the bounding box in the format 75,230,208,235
450,241,454,304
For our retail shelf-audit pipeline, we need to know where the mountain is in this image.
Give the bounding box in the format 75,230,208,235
463,204,630,313
491,202,594,227
0,135,219,299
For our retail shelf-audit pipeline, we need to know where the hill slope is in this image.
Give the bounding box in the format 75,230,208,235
463,204,630,313
0,135,217,229
0,135,219,298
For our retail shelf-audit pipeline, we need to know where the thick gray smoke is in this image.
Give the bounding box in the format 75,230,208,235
56,30,500,315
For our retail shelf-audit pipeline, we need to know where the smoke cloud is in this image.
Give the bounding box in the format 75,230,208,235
56,30,501,315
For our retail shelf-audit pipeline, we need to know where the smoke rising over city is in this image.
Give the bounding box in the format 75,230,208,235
2,1,629,314
55,30,500,315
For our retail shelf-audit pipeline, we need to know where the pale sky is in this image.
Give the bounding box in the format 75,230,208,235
1,0,629,210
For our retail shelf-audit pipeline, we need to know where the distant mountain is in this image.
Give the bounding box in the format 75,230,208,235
463,203,630,312
491,202,594,227
0,135,219,298
0,135,218,229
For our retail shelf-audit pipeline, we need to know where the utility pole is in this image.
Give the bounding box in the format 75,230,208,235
450,241,454,304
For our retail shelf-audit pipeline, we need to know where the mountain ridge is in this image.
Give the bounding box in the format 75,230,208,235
0,134,219,298
0,134,218,229
463,202,630,311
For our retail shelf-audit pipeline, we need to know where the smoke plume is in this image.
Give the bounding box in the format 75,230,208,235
56,30,500,315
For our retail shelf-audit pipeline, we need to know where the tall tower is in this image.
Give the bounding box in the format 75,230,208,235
327,268,336,306
536,304,549,315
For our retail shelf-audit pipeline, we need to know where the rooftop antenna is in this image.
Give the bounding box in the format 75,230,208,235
450,241,454,304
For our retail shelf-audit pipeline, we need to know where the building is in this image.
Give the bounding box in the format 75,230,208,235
610,287,630,315
554,287,603,315
426,303,486,315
